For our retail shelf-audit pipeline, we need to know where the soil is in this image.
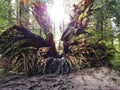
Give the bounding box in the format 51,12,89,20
0,67,120,90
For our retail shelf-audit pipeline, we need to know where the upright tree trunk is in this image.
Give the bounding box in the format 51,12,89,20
19,0,29,28
7,0,12,24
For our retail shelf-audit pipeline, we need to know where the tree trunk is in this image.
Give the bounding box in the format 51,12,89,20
19,0,29,28
3,25,48,48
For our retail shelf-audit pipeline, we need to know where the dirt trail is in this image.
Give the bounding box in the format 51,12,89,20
0,67,120,90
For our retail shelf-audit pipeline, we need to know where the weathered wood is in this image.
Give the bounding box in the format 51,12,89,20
61,0,95,53
0,0,115,76
3,25,48,48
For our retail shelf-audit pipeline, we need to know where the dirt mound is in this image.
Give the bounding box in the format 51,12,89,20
0,67,120,90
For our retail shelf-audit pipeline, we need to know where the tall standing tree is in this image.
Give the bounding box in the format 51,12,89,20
18,0,30,28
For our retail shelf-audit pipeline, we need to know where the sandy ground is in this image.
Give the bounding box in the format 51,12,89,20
0,67,120,90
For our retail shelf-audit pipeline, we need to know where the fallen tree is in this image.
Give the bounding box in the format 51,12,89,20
0,0,115,76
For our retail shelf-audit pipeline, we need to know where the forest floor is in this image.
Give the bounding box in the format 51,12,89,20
0,67,120,90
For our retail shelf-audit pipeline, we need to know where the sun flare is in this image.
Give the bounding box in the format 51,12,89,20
47,0,70,50
47,0,70,24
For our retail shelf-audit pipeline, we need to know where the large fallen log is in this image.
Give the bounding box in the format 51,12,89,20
11,26,47,47
0,0,115,76
1,25,48,48
0,25,59,75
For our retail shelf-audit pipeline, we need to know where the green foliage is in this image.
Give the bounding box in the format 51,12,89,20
91,0,120,36
88,0,120,70
0,0,15,34
110,52,120,71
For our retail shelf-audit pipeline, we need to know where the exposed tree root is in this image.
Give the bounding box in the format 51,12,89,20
0,26,114,76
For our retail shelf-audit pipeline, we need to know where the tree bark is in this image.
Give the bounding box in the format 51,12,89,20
3,25,48,48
